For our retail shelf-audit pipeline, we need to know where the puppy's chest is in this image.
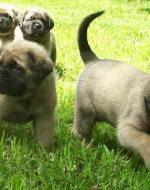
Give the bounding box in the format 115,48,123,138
1,99,33,124
0,36,14,49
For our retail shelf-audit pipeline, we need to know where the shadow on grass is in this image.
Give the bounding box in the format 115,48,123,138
140,8,150,14
55,64,64,78
93,122,118,149
0,121,33,142
93,122,145,170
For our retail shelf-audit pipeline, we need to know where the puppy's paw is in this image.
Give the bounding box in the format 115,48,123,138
71,125,82,139
37,138,54,151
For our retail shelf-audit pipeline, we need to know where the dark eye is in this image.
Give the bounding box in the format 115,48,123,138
1,13,11,19
27,16,35,21
0,13,7,17
8,60,23,72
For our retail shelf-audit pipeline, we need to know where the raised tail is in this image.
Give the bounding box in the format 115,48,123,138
78,11,105,64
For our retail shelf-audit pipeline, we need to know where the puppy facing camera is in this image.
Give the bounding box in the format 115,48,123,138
0,4,19,47
0,40,56,148
17,7,56,64
73,11,150,169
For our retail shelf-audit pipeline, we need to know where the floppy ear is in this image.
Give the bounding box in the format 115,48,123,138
27,52,53,83
12,8,19,18
16,11,28,28
45,14,54,30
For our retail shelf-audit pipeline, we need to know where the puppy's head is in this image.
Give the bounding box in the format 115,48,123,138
0,40,53,97
18,7,54,39
0,4,18,36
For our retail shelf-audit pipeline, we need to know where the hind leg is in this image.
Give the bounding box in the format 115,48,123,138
72,105,96,141
118,121,150,169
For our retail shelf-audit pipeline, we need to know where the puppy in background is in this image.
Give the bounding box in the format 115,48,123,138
0,40,57,148
17,7,56,64
0,4,18,48
73,11,150,169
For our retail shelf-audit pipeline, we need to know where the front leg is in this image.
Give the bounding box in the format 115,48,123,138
117,121,150,169
33,113,55,149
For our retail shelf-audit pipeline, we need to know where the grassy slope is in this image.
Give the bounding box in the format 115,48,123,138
0,0,150,189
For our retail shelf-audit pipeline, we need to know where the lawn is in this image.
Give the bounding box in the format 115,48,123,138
0,0,150,189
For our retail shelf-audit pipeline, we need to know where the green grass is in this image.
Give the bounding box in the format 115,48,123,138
1,0,150,189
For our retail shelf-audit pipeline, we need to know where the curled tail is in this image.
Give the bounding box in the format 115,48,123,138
78,11,105,64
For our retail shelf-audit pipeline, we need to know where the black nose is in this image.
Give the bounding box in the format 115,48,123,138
33,22,42,29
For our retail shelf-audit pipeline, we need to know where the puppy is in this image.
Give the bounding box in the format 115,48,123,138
72,11,150,169
0,4,18,48
0,40,56,148
17,7,56,64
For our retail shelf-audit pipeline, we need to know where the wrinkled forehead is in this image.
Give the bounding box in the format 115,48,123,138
1,41,25,58
25,10,46,20
0,48,28,69
0,6,14,17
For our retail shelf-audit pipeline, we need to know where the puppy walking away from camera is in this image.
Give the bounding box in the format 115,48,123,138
0,40,56,148
17,7,56,64
72,11,150,169
0,4,18,48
